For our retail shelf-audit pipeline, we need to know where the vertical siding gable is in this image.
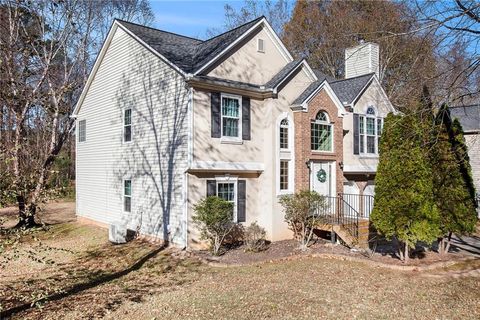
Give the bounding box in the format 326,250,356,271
76,27,189,245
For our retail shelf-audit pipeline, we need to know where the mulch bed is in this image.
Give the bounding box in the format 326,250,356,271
193,237,472,269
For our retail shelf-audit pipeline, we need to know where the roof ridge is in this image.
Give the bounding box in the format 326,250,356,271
330,72,375,84
115,18,203,42
202,15,265,43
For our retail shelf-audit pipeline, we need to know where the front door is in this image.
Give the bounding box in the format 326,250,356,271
310,161,336,197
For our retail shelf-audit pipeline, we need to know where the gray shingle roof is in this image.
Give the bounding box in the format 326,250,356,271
450,105,480,132
292,73,375,106
329,73,374,105
265,59,303,88
117,17,264,74
292,80,324,105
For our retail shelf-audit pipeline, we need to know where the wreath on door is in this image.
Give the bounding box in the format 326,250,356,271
316,169,327,183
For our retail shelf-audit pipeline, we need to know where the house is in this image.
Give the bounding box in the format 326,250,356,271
72,17,394,248
449,104,480,216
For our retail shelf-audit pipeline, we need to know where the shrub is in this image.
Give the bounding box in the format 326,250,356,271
244,222,267,252
371,112,440,262
279,190,325,250
193,196,236,256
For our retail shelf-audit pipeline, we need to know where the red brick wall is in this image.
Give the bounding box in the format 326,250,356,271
294,88,344,194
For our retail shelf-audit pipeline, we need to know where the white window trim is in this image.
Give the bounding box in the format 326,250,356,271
123,107,133,144
123,178,132,213
78,119,86,143
311,111,334,153
257,38,265,53
220,93,242,143
214,175,238,222
276,113,294,195
359,106,382,156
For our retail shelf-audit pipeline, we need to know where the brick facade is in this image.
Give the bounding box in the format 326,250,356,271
294,88,344,195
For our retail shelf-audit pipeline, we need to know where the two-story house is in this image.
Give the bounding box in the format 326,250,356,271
72,17,394,248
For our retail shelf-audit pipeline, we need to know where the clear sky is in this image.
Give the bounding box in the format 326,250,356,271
150,0,243,39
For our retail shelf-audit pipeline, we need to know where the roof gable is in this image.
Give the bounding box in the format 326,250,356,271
116,16,292,76
329,73,375,106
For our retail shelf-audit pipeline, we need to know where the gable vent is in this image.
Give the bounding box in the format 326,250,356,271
257,38,265,53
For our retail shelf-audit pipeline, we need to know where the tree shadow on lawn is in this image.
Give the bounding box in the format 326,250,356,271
2,239,203,319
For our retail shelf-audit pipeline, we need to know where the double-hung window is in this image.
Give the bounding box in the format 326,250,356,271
124,179,132,212
124,108,132,142
359,106,382,154
311,111,333,152
216,180,237,221
78,120,86,143
221,94,241,139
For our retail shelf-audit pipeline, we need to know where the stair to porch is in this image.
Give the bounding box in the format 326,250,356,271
313,194,374,249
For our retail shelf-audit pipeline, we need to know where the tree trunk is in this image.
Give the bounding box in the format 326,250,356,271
404,242,409,263
15,195,36,228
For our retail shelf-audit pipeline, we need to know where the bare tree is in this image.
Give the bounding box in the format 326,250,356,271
0,0,153,227
207,0,292,37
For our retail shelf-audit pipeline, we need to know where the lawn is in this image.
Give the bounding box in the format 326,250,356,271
1,202,479,319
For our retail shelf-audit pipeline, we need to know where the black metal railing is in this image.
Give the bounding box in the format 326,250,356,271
313,193,375,242
341,193,374,218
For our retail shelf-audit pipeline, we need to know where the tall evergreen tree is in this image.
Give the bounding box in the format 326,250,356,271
371,113,440,262
432,104,477,254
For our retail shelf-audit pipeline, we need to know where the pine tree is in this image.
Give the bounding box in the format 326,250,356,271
431,105,477,254
371,113,440,262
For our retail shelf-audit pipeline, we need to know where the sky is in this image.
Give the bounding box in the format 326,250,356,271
149,0,244,39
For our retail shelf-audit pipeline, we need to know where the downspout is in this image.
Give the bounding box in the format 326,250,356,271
183,85,194,249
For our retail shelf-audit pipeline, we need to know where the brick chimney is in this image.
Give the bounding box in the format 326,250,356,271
345,42,379,79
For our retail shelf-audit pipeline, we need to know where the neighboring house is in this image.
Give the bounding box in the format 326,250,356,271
449,104,480,215
72,17,394,248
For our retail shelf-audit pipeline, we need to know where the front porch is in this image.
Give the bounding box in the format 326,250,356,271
313,193,374,248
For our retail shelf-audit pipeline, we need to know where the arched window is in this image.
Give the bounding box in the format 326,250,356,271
359,106,382,154
280,118,289,149
277,115,293,194
311,111,333,152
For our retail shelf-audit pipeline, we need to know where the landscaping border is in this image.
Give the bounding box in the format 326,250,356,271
196,251,478,272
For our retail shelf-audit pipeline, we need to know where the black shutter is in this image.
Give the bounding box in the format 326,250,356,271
211,92,221,138
353,113,359,155
242,97,251,140
206,180,216,197
237,180,246,222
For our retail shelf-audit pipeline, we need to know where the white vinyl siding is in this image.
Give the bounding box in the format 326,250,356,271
75,27,189,245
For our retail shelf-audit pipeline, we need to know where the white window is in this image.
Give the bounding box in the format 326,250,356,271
124,108,132,142
280,118,289,149
257,38,265,52
279,160,289,191
124,179,132,212
359,106,382,154
78,120,86,142
277,115,294,194
311,111,333,152
221,94,241,139
216,180,237,221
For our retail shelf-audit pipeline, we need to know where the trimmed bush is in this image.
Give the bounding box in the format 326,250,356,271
244,222,267,252
280,190,325,250
193,196,236,256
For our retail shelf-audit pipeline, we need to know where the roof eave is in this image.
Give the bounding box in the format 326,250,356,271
186,77,275,99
